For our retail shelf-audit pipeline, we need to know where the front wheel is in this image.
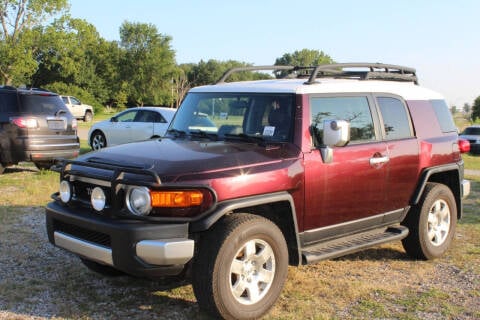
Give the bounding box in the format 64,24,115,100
192,213,288,320
90,130,106,150
401,182,457,260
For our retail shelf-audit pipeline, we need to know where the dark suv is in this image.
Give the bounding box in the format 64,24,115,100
45,63,470,320
0,87,80,173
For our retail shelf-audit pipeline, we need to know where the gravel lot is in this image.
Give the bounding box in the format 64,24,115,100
0,205,479,319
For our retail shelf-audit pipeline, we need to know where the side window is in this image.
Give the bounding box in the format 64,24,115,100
117,110,137,122
431,99,456,133
154,112,167,123
377,97,413,140
71,97,81,105
310,96,376,144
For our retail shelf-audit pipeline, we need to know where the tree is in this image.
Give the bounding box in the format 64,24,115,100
472,96,480,122
0,0,68,85
274,48,334,78
119,21,176,106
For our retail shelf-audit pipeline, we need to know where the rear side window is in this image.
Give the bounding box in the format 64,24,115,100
19,94,68,114
0,92,18,113
377,97,413,140
431,100,456,133
310,96,376,144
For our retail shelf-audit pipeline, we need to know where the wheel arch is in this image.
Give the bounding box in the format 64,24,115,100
190,192,302,266
410,163,463,219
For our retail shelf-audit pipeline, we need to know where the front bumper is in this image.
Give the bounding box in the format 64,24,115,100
46,201,194,278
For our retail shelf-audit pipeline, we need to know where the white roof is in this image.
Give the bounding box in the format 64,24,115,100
190,78,445,101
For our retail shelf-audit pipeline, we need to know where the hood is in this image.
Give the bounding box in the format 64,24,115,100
78,138,301,182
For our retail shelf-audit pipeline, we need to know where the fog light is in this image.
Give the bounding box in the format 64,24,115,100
59,180,71,203
126,187,152,216
91,187,106,211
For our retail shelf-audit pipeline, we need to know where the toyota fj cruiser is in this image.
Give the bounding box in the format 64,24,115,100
45,63,470,319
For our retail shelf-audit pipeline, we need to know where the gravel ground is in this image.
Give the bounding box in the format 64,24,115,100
0,207,479,319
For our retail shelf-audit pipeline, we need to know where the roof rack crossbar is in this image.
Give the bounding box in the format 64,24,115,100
305,63,418,85
216,65,296,84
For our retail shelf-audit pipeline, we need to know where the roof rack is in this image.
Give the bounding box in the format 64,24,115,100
216,63,418,85
217,65,301,84
305,63,418,85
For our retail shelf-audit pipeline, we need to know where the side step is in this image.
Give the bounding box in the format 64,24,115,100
301,226,409,264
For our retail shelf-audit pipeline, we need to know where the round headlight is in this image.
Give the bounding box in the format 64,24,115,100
59,180,71,203
126,187,152,216
91,187,106,211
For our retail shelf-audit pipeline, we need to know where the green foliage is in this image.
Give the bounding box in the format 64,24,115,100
119,21,176,106
45,82,101,112
274,48,334,78
0,0,68,85
471,96,480,121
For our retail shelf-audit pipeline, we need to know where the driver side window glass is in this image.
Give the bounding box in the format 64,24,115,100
310,96,375,145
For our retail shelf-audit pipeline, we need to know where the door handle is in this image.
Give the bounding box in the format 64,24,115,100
370,156,389,166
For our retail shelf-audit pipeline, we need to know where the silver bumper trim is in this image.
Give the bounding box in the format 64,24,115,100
462,179,471,199
54,231,113,266
136,239,194,265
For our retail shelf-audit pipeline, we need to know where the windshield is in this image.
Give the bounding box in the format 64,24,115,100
169,92,295,143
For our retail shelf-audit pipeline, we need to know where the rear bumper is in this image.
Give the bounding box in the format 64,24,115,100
12,135,80,161
46,201,193,277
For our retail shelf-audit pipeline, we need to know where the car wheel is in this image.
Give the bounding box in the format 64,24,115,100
401,182,457,260
0,163,5,174
84,111,93,122
80,258,125,277
90,130,106,150
34,161,54,171
192,213,288,320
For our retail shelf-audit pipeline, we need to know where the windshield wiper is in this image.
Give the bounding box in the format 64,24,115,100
189,129,218,141
167,128,187,138
224,133,266,145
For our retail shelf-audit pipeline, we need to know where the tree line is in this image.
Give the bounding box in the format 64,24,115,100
0,0,333,112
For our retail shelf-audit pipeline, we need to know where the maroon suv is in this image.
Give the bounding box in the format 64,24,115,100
45,63,470,320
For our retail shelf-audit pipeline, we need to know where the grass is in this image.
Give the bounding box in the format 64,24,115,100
463,153,480,170
0,129,479,319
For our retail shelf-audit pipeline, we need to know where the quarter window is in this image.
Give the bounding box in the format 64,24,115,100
377,97,413,140
310,96,375,145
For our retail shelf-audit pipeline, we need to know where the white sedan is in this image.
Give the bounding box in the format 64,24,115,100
88,107,176,150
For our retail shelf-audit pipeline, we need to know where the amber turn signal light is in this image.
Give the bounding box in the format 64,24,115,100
150,190,204,208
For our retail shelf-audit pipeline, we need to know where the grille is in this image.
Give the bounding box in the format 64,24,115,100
54,219,111,248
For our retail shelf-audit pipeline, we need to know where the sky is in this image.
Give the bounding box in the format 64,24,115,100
68,0,479,108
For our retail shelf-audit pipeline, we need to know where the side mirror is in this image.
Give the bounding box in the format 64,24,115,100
323,120,350,147
110,116,118,123
319,120,350,163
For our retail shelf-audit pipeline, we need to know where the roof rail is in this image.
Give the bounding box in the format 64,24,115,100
216,65,297,84
305,63,418,85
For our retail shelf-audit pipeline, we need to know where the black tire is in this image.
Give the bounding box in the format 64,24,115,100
192,213,289,320
84,111,93,122
401,182,457,260
80,258,125,277
0,163,5,174
90,130,106,150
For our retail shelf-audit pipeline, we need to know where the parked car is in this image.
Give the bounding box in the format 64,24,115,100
46,63,470,319
61,95,94,122
87,106,176,150
0,86,79,173
459,125,480,154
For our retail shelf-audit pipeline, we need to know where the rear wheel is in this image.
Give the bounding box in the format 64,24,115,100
90,130,106,150
401,183,457,260
192,213,288,320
